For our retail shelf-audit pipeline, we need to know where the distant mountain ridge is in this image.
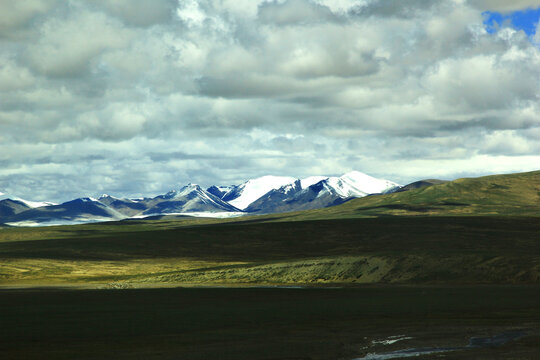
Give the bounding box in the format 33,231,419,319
218,175,298,210
3,197,126,227
0,171,400,226
98,195,147,217
244,171,400,214
140,184,241,216
0,191,56,208
0,199,31,218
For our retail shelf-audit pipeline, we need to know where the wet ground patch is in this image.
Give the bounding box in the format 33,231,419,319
355,330,527,359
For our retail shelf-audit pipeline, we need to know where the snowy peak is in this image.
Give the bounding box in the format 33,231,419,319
300,176,328,189
177,183,204,196
18,199,57,208
142,183,241,216
243,171,400,214
163,184,232,206
99,194,115,200
98,194,125,202
225,175,297,210
206,185,234,198
1,170,401,226
322,171,400,198
99,194,140,203
162,183,204,199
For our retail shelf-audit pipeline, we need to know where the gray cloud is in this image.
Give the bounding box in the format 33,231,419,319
0,0,539,202
23,9,135,78
88,0,177,27
349,0,438,18
468,0,540,12
0,0,60,39
259,0,340,25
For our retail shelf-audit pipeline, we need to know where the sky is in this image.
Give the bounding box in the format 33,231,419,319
484,5,540,36
1,0,539,202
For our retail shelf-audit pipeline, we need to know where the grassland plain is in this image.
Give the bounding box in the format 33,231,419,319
0,170,539,359
0,216,538,287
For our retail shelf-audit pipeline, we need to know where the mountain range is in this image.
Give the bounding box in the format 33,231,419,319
0,171,403,227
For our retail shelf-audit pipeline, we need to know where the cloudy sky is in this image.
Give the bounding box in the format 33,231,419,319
1,0,539,202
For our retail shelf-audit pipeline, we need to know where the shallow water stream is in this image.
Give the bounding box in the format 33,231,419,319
354,330,526,360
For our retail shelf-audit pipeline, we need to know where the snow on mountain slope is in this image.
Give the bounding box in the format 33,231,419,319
142,184,241,215
0,191,56,208
4,197,127,226
244,171,400,214
2,171,402,226
224,175,297,210
256,175,328,199
17,199,57,208
322,171,400,198
300,176,328,189
206,185,235,198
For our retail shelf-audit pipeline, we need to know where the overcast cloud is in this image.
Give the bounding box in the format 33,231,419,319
1,0,539,202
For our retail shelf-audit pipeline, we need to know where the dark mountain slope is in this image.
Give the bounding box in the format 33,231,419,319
0,199,31,217
5,198,126,225
142,184,241,215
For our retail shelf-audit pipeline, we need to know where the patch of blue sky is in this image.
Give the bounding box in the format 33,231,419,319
483,6,540,40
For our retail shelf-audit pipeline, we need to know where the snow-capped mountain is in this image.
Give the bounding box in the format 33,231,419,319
1,171,401,226
4,197,127,226
218,175,297,210
245,171,400,214
320,171,400,197
299,176,328,189
0,191,56,208
141,184,242,216
206,185,235,198
0,191,58,220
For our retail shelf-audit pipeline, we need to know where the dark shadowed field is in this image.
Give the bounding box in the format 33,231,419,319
1,286,539,360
